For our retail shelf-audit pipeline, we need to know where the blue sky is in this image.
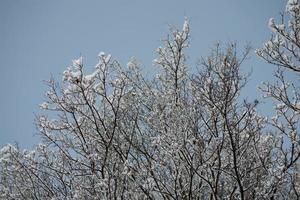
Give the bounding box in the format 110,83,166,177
0,0,286,148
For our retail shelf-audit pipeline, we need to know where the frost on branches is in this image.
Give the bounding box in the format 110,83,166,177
0,4,299,200
256,1,300,199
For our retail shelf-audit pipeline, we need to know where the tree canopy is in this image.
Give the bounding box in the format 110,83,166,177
0,1,299,199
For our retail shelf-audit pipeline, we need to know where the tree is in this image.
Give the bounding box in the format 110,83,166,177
256,0,300,199
0,1,299,199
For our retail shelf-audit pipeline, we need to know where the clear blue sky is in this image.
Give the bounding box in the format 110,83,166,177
0,0,285,148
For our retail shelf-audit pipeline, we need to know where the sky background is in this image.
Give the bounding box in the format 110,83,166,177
0,0,288,149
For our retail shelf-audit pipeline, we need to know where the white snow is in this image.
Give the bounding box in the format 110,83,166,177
72,71,81,78
287,0,299,12
104,54,111,63
72,56,83,68
39,102,49,109
277,24,285,31
183,19,189,33
268,18,277,32
98,51,105,57
98,52,111,64
127,60,136,70
84,70,99,83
